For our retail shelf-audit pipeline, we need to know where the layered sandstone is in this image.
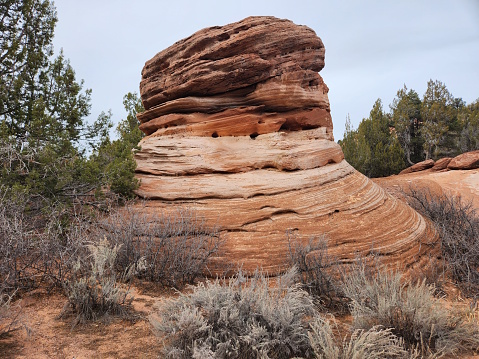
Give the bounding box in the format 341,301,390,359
134,16,435,273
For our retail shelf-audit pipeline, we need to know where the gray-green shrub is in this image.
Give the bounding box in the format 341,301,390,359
341,261,479,357
62,239,139,324
308,315,408,359
150,267,316,359
287,234,346,312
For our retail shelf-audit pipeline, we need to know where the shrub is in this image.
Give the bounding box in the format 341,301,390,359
150,267,316,359
99,205,222,289
404,186,479,294
287,234,346,312
0,283,29,339
341,261,479,357
308,315,408,359
62,239,139,324
0,185,89,293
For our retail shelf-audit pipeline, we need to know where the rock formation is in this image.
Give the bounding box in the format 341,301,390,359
399,151,479,175
134,16,435,273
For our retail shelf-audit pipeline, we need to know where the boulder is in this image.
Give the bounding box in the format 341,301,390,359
134,16,435,274
400,159,435,174
431,157,452,171
448,151,479,170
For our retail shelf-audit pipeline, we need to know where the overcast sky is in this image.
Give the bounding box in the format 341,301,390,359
52,0,479,141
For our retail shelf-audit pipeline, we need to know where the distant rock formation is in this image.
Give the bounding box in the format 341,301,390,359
134,16,435,273
400,151,479,175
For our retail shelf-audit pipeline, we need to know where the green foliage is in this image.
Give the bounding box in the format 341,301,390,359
339,100,405,177
87,92,144,199
458,99,479,152
0,1,143,210
420,80,458,159
342,80,478,174
390,85,423,165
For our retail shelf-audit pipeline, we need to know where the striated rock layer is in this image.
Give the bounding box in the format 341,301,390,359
135,16,436,274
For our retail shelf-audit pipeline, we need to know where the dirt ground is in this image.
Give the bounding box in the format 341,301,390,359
1,286,165,359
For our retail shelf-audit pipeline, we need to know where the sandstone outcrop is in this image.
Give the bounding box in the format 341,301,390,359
399,159,435,174
431,157,452,171
134,16,435,273
399,151,479,175
448,150,479,170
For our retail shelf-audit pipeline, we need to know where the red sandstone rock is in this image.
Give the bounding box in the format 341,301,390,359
138,17,331,137
133,16,436,274
399,159,435,174
431,157,452,171
140,17,325,110
448,151,479,170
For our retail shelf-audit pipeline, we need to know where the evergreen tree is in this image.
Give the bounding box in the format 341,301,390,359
339,114,371,175
458,99,479,152
0,0,140,209
88,93,144,199
339,99,405,177
420,80,456,159
390,85,423,165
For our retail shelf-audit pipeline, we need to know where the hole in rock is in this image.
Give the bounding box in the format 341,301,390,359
217,33,230,41
212,132,219,138
334,209,340,213
250,132,259,140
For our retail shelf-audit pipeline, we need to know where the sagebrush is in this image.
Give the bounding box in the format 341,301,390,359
62,239,138,324
308,315,408,359
341,261,479,357
151,267,316,359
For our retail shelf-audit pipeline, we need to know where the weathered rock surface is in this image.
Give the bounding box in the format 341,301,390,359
431,157,452,171
399,151,479,175
134,16,435,273
400,159,435,174
448,150,479,170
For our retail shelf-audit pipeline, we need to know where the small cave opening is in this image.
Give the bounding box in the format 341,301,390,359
212,132,219,138
249,132,259,140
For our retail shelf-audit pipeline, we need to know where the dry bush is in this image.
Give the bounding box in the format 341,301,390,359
99,205,222,289
61,239,137,324
0,186,89,294
308,315,408,359
150,267,316,359
0,187,35,293
287,234,347,312
1,186,221,296
404,186,479,295
341,261,479,357
0,282,29,339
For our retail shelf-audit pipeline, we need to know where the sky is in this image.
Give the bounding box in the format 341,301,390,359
52,0,479,141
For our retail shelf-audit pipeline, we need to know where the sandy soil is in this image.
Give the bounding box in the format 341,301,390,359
1,286,164,359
